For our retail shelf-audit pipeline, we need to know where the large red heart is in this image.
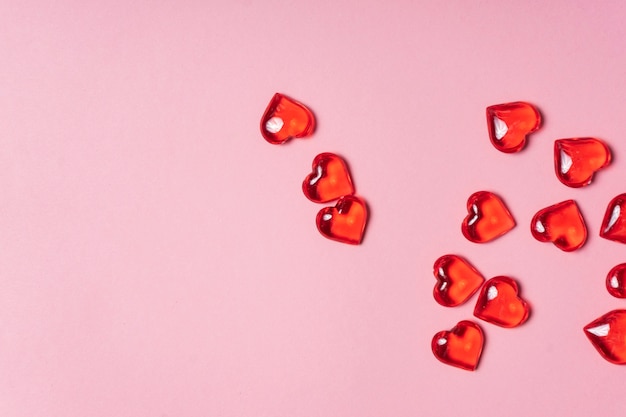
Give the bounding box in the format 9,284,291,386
462,191,515,243
486,101,541,153
260,93,316,144
433,255,484,307
531,200,587,251
316,195,367,245
474,276,530,328
554,138,611,188
600,193,626,244
431,320,484,371
584,309,626,364
303,153,354,203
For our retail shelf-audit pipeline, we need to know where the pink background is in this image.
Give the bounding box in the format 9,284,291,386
1,1,626,415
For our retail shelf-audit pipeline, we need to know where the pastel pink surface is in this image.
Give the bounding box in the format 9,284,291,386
1,1,626,416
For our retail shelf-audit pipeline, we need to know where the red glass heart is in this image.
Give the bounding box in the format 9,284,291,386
530,200,587,251
316,195,367,245
486,102,541,153
584,309,626,364
554,138,611,188
462,191,515,243
303,153,355,203
433,255,485,307
474,276,530,327
606,264,626,298
600,194,626,244
432,320,484,371
260,93,315,144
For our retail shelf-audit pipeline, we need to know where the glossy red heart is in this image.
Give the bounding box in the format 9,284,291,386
474,276,530,328
554,138,611,188
531,200,587,251
316,195,367,245
260,93,315,144
432,320,484,371
584,309,626,364
600,193,626,244
606,263,626,298
486,101,541,153
433,255,485,307
462,191,515,243
303,153,354,203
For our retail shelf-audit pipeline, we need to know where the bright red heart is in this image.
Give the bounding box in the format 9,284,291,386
584,309,626,364
474,276,530,328
554,138,611,188
316,195,367,245
462,191,515,243
432,320,484,371
486,102,541,153
260,93,316,144
433,255,485,307
303,153,354,203
606,263,626,298
531,200,587,251
600,193,626,244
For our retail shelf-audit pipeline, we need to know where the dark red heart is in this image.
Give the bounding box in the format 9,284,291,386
303,153,354,203
531,200,587,251
432,320,484,371
316,195,367,245
462,191,515,243
474,276,530,328
606,263,626,298
584,310,626,364
600,194,626,244
260,93,315,144
554,138,611,188
433,255,484,307
486,102,541,153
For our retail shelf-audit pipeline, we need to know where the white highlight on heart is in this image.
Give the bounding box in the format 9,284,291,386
309,165,323,186
604,205,621,233
560,150,573,175
322,213,333,221
265,116,284,133
535,220,546,233
586,323,610,337
610,276,620,289
437,338,447,345
439,281,448,291
487,286,498,301
493,117,508,140
468,204,479,226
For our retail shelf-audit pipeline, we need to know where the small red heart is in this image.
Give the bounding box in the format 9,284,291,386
606,263,626,298
316,195,367,245
432,320,484,371
433,255,485,307
600,193,626,244
486,102,541,153
531,200,587,251
260,93,316,144
462,191,515,243
474,276,530,328
584,309,626,364
303,153,354,203
554,138,611,188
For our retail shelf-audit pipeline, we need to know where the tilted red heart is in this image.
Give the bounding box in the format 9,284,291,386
554,138,611,188
303,153,355,203
316,195,367,245
584,309,626,364
433,255,485,307
474,276,530,328
600,193,626,244
486,102,541,153
432,320,484,371
260,93,316,144
462,191,515,243
606,263,626,298
531,200,587,251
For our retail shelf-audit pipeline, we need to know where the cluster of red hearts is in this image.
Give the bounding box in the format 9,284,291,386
260,93,368,245
432,102,626,371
